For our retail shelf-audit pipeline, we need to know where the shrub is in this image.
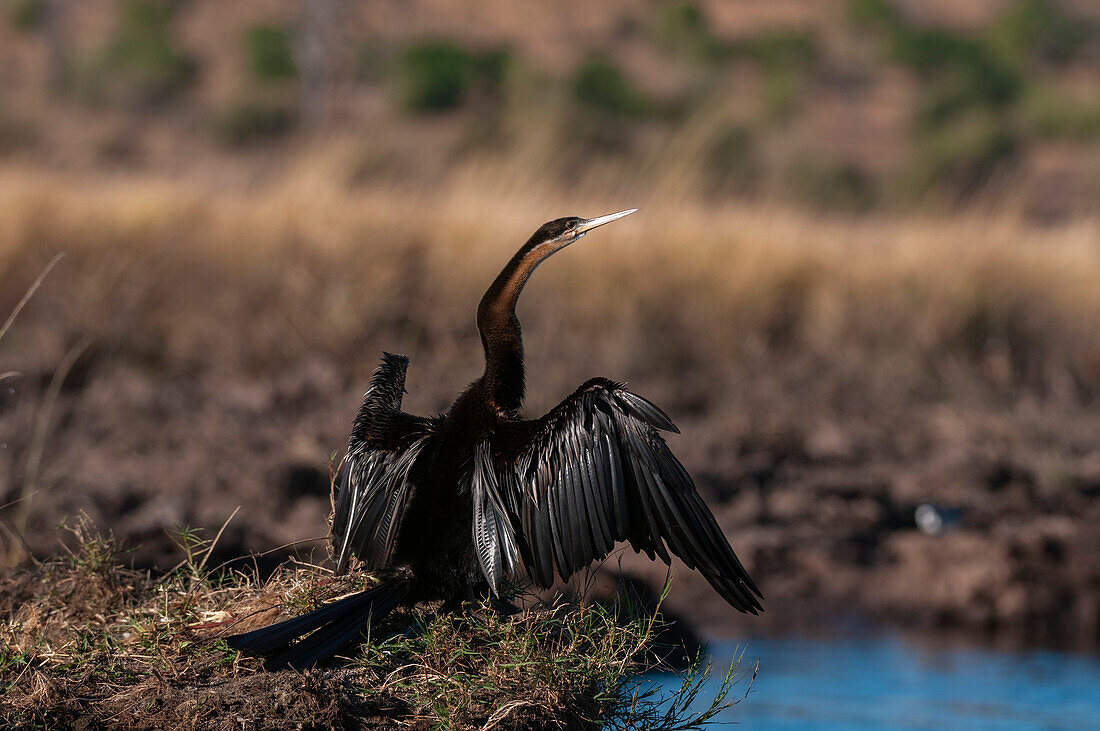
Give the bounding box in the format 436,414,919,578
472,48,511,95
212,102,294,146
737,32,816,69
914,69,1015,131
846,0,899,30
730,32,816,120
8,0,45,32
657,2,726,63
245,25,297,80
1023,86,1100,141
393,42,510,114
986,0,1091,67
762,64,805,121
878,22,1023,144
394,43,473,112
86,0,196,105
571,55,651,117
890,28,1020,106
909,110,1017,196
846,0,1030,199
852,3,1023,130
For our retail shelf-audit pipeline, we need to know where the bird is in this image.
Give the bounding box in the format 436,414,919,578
226,209,762,669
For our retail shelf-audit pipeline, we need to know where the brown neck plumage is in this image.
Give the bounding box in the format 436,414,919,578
475,241,556,416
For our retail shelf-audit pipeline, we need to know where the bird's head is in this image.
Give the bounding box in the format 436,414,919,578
478,207,640,333
523,208,638,257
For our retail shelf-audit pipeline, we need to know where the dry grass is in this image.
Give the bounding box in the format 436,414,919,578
2,160,1098,395
0,516,749,730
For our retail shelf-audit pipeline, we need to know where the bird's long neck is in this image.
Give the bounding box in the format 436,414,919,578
475,243,551,416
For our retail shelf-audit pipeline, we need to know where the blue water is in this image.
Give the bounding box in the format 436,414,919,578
647,634,1100,729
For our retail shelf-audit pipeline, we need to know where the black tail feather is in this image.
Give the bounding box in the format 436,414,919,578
225,577,412,669
225,590,378,655
267,584,407,669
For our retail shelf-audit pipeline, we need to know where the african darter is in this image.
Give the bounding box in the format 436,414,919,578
227,209,762,668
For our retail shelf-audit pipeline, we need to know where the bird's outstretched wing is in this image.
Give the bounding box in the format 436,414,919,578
489,378,763,613
331,353,432,574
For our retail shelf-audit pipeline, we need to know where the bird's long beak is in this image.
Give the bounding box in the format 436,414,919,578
575,208,638,235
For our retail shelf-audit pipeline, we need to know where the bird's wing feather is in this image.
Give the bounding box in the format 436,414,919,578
331,353,432,574
492,378,763,613
469,440,520,593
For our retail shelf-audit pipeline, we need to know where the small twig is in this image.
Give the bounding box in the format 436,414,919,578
201,535,330,577
0,491,38,513
196,506,241,574
286,556,330,572
0,253,64,345
0,515,35,561
16,337,92,550
0,254,65,568
211,600,286,637
185,620,236,631
379,663,441,692
481,699,538,730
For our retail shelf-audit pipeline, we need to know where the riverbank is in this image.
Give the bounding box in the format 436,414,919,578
0,519,745,729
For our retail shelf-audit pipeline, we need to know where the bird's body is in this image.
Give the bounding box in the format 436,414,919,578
227,210,762,668
385,404,486,603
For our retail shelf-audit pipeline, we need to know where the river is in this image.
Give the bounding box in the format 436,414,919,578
647,632,1100,729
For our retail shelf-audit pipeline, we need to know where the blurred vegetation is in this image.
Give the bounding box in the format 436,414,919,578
571,55,653,118
244,25,297,81
847,0,1097,203
0,0,1096,214
703,124,761,197
987,0,1091,66
211,101,294,146
1024,86,1100,140
656,2,726,64
78,0,195,105
737,32,817,120
908,110,1018,199
7,0,44,32
656,3,817,120
786,156,876,212
393,42,510,113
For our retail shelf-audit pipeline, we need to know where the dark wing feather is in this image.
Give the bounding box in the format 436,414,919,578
470,440,520,593
492,378,763,613
331,353,432,574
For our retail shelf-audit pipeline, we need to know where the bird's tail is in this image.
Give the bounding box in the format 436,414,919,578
225,575,412,670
